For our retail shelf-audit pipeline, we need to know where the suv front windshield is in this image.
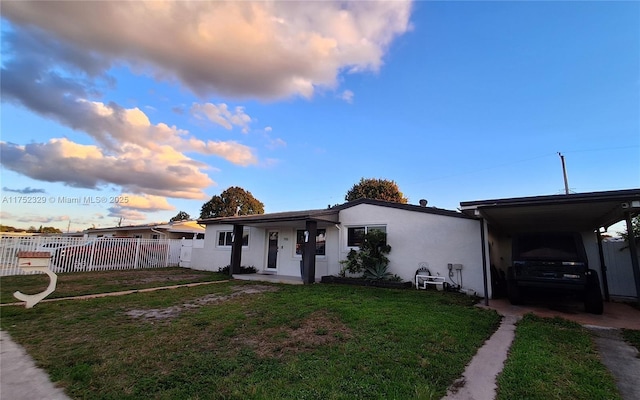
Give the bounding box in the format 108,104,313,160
514,233,582,262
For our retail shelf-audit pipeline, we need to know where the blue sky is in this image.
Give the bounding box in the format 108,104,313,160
1,1,638,233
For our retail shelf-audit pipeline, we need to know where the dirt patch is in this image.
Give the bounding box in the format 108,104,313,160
126,284,278,320
233,310,352,358
131,274,214,284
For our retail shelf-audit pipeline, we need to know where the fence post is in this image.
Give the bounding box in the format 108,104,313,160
134,238,141,269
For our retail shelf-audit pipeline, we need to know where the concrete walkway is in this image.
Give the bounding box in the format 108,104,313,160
0,330,70,400
588,326,640,400
442,315,519,400
443,298,640,400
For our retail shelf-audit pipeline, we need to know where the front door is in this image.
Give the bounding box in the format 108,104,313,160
266,231,279,271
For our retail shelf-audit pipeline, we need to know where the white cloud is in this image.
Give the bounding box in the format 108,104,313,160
107,208,148,222
191,103,252,133
0,139,212,200
340,89,355,104
2,1,413,99
117,194,175,212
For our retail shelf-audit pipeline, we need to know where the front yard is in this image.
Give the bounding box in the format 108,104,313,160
1,271,500,399
0,268,632,399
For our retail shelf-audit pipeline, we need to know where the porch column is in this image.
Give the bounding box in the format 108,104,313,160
624,212,640,306
303,220,317,284
230,224,244,276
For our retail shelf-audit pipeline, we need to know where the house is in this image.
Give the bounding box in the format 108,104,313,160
193,199,488,296
192,189,640,304
85,220,205,240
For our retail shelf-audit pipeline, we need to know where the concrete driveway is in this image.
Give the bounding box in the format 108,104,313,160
479,297,640,330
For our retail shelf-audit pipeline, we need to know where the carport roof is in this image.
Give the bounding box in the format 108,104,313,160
459,189,640,233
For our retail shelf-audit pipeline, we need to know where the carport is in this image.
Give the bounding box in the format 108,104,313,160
460,189,640,307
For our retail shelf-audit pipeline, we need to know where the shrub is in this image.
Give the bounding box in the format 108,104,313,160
218,265,257,274
339,230,392,280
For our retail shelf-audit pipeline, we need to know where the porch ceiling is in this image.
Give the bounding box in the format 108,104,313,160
460,189,640,233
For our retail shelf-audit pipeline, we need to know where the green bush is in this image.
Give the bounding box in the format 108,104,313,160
339,230,392,280
218,265,257,274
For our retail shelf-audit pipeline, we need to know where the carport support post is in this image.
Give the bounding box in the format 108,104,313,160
303,220,317,284
596,229,611,302
624,212,640,306
230,224,244,276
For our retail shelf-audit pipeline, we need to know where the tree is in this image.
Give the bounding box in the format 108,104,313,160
345,178,408,203
200,186,265,219
170,211,191,222
621,215,640,243
41,226,63,234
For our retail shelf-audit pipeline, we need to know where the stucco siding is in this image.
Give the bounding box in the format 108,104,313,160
338,204,486,296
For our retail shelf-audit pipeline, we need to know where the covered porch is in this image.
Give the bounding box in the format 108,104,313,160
199,208,341,284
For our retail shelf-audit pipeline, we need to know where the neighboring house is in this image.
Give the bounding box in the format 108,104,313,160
85,220,205,240
193,199,487,296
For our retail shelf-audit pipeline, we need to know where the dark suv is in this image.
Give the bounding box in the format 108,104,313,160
507,232,603,314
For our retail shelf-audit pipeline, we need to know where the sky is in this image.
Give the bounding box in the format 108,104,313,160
1,1,638,234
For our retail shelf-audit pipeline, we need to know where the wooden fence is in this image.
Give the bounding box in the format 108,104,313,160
0,236,183,276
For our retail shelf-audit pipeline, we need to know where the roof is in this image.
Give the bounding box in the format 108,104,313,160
198,198,471,227
85,220,204,234
199,208,340,227
460,188,640,232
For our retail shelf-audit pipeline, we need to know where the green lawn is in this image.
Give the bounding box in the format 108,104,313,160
496,314,621,400
622,328,640,356
0,274,500,400
0,267,228,303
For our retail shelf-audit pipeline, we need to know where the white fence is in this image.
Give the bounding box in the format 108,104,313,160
602,240,639,298
0,236,183,276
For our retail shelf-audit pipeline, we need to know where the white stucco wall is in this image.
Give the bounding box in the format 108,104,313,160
191,224,339,280
337,204,487,297
190,205,488,297
190,225,266,272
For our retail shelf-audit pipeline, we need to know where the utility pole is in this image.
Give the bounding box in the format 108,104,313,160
558,152,570,195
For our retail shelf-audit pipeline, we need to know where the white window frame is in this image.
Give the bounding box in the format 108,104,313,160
346,225,387,248
295,229,327,257
216,230,249,248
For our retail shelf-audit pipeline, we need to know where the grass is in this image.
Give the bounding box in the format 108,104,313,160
0,267,228,303
0,272,501,400
622,329,640,356
496,314,621,400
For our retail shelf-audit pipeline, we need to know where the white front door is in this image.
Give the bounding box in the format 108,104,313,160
266,231,279,271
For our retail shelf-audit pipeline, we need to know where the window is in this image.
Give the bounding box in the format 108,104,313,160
296,229,326,255
347,225,386,247
217,231,249,247
152,234,159,239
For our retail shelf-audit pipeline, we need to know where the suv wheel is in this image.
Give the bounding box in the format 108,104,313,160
584,269,604,315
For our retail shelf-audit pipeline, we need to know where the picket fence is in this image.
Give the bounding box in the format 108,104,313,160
0,236,184,276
